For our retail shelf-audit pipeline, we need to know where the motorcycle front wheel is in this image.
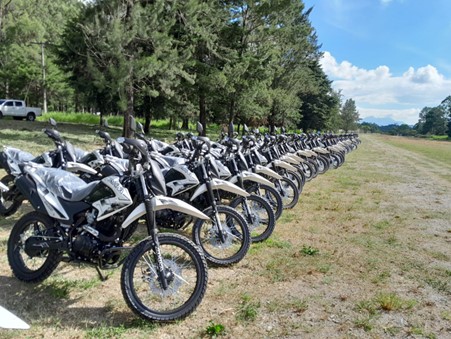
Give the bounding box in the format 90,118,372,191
192,205,250,266
229,195,276,243
121,233,208,322
274,177,299,209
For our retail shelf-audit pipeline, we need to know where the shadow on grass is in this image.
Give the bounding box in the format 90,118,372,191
0,274,163,331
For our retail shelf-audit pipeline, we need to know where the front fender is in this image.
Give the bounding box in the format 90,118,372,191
254,165,283,180
230,171,274,187
272,159,297,171
190,178,250,201
280,155,301,165
122,196,209,229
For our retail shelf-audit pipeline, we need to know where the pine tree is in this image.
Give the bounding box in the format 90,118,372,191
340,98,360,132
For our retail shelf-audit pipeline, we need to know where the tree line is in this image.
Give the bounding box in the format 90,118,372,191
0,0,362,136
359,95,451,138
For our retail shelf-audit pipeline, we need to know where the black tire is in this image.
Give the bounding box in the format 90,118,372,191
0,175,24,217
299,161,314,181
330,153,344,169
26,113,36,121
245,183,283,220
316,155,329,174
0,111,3,118
274,177,299,209
229,194,276,242
7,212,61,283
192,205,250,266
121,233,208,322
279,169,304,194
307,159,319,179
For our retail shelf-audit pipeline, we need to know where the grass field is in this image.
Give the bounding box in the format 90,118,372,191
0,127,450,338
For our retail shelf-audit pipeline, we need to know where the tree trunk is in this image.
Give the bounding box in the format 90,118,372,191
181,117,189,129
228,98,235,126
123,78,134,138
143,95,151,134
199,90,207,136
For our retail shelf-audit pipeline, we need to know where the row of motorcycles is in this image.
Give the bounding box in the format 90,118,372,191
0,117,360,323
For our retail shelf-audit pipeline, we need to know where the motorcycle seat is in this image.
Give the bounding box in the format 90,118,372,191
34,167,99,202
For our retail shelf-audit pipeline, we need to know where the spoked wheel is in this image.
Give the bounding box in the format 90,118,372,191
229,194,276,242
245,183,283,220
192,205,250,266
316,155,330,174
0,175,24,217
307,159,319,179
121,233,208,322
274,177,299,209
7,212,61,283
330,153,344,169
279,169,304,194
299,161,314,181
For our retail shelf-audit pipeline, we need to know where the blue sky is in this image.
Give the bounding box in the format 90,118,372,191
303,0,451,124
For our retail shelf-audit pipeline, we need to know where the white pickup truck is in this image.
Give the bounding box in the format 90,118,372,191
0,99,42,121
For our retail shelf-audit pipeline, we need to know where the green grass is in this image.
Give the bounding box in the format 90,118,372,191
381,135,451,167
41,277,102,299
205,321,226,337
1,132,450,338
236,293,260,322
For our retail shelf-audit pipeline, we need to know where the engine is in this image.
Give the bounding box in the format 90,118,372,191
155,209,191,230
72,234,99,258
71,211,123,263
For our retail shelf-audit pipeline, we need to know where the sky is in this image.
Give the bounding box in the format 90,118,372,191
302,0,451,125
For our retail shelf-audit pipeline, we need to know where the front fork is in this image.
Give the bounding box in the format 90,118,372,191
140,167,173,290
204,179,229,243
237,175,253,223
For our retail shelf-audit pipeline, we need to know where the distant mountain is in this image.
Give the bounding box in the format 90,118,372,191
361,116,406,126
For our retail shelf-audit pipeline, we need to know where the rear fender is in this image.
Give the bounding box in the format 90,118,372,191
65,161,98,175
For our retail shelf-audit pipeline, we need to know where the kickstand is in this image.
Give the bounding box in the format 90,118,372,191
96,266,108,281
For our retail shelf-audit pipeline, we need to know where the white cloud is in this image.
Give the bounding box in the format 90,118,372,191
320,52,451,124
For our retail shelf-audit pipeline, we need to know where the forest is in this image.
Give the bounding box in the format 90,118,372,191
0,0,361,135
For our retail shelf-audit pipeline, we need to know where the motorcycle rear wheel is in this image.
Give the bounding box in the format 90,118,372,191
7,212,61,283
0,175,23,217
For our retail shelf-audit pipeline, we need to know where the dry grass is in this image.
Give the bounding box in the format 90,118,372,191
0,131,450,338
